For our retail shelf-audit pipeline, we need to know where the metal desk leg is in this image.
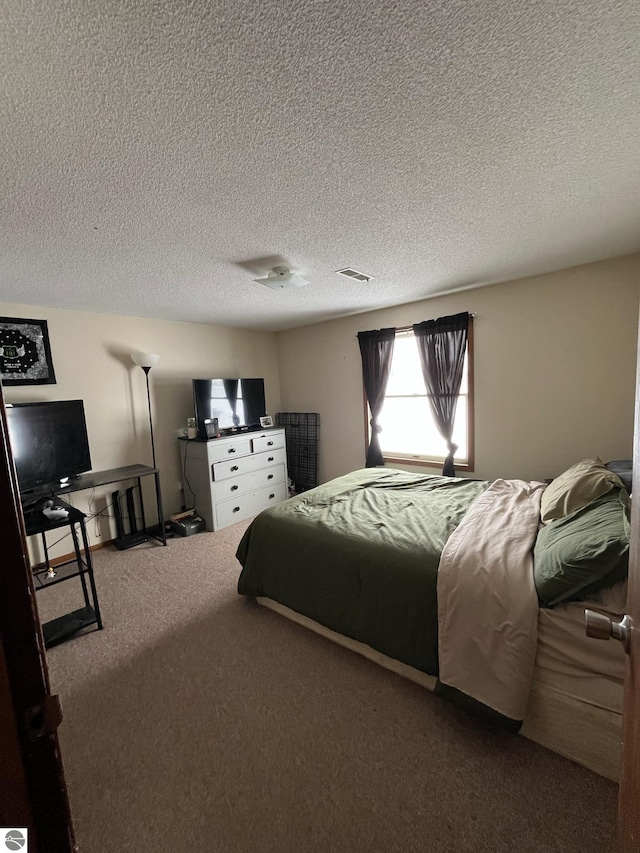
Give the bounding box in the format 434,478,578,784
39,531,50,586
70,521,91,609
78,516,103,631
136,476,147,533
154,471,167,545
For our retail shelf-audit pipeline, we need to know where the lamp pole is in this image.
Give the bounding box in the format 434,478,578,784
130,353,160,470
141,366,156,469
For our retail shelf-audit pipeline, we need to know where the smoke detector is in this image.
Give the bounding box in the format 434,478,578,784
254,266,309,290
335,267,374,283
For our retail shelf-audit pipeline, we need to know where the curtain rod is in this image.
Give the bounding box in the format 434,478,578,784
395,313,476,333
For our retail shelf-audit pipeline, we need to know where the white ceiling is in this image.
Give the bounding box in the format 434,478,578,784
1,0,639,332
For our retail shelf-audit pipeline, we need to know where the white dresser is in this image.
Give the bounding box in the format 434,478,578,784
180,428,288,531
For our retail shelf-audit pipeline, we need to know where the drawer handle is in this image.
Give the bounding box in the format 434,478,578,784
267,456,274,462
231,485,239,491
228,448,236,454
233,506,240,513
267,474,274,480
231,465,239,472
267,440,274,446
269,493,275,499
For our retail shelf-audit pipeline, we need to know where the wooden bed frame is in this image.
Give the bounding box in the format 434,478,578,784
257,596,622,783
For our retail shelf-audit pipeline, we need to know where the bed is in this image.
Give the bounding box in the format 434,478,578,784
236,461,630,781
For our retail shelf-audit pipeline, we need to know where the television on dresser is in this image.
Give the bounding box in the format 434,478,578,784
192,378,266,438
5,399,92,501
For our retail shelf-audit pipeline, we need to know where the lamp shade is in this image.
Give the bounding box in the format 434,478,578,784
131,352,160,369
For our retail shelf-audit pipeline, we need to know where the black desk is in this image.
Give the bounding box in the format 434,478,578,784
25,500,103,647
54,464,167,546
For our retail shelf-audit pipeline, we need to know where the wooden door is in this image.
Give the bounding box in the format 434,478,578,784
0,384,76,852
618,322,640,851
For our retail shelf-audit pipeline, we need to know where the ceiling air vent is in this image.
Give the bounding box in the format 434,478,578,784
335,267,374,283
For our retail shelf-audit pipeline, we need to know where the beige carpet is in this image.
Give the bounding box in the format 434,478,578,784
39,521,618,853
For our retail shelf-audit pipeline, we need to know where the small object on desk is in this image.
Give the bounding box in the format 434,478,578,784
184,417,198,439
43,506,69,520
46,567,56,579
203,417,219,438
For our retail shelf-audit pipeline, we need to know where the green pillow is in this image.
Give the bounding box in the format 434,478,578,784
534,488,630,607
540,457,623,523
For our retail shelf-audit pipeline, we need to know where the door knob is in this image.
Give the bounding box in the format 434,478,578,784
585,610,631,654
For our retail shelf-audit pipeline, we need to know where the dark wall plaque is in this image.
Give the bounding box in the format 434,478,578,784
0,316,57,385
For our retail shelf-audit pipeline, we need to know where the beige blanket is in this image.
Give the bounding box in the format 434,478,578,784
437,478,546,722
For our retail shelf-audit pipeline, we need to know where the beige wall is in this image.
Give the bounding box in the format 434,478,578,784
3,252,639,556
276,254,640,484
1,302,280,552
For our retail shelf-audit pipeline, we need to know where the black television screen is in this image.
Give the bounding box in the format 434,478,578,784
5,400,92,495
192,378,266,436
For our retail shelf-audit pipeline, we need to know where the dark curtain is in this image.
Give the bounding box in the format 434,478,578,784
357,328,396,467
223,379,240,427
413,312,469,477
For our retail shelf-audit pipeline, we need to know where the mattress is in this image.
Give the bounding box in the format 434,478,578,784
533,581,626,714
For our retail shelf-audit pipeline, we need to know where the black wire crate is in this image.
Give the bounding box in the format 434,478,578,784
275,412,320,493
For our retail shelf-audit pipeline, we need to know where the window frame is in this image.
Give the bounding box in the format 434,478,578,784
362,318,475,472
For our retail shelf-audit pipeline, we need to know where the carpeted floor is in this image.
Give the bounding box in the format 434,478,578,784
39,521,618,853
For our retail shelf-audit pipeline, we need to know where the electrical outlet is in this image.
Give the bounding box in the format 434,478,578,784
178,481,184,491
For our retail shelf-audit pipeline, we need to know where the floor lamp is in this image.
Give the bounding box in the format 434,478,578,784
131,352,160,469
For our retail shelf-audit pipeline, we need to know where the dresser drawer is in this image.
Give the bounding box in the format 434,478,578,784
207,437,252,464
254,446,287,469
252,430,285,454
211,464,285,502
212,469,256,502
249,463,286,491
213,447,286,481
215,481,288,528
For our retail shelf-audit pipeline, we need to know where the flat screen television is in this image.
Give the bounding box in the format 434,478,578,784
5,399,92,499
192,378,266,437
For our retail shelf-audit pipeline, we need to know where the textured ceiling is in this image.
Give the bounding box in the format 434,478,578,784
1,0,639,332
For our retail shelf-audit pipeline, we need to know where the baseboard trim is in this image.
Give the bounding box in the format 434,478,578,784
31,538,115,572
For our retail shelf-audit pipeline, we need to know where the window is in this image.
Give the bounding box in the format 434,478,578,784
365,324,474,470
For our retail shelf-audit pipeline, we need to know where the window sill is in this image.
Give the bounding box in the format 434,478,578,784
382,455,474,473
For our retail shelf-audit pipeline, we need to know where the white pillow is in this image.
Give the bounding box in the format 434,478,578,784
540,457,623,524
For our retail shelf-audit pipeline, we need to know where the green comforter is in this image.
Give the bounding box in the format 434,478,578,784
237,468,487,675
